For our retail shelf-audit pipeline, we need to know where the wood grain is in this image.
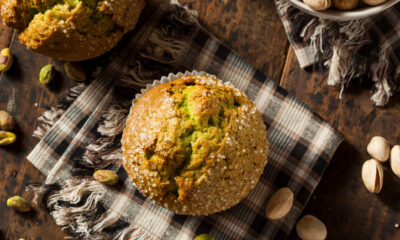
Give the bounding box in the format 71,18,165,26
0,1,289,239
0,31,73,240
4,1,399,239
281,47,400,240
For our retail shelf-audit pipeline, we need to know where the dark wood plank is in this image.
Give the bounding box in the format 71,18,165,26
281,47,400,240
0,32,74,240
0,21,13,50
180,0,290,82
0,1,289,239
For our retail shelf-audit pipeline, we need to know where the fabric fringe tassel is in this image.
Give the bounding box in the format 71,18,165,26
112,224,152,240
80,101,130,170
280,0,396,106
33,83,86,139
47,178,110,239
370,43,392,106
325,20,371,89
275,0,292,15
303,16,394,105
118,1,196,90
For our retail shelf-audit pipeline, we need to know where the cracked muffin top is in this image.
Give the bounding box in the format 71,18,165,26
122,75,268,215
1,0,144,61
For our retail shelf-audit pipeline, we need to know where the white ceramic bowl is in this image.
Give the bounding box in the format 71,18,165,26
290,0,400,21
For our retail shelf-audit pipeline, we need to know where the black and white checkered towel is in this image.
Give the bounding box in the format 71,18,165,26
27,3,343,240
275,0,400,106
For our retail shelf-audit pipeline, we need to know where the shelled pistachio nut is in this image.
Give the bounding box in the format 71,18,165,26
361,159,384,193
367,136,390,162
265,187,294,220
194,234,215,240
39,64,55,85
390,146,400,178
0,130,16,146
296,215,327,240
0,48,13,72
7,196,31,212
93,170,119,186
0,110,15,130
64,62,86,82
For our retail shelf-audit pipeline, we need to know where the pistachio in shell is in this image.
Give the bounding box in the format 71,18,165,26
304,0,331,10
363,0,387,5
296,215,327,240
0,48,13,72
64,62,86,82
0,110,15,130
361,159,383,193
265,187,294,220
390,146,400,178
332,0,359,10
367,136,390,162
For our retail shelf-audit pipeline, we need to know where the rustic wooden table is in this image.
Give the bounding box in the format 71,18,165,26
1,0,399,239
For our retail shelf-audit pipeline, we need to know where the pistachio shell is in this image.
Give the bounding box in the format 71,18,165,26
361,159,383,193
367,136,390,162
0,130,16,146
0,48,13,72
362,0,387,5
304,0,331,10
265,187,294,220
332,0,359,10
390,146,400,178
64,62,86,82
296,215,327,240
0,110,15,130
93,170,119,186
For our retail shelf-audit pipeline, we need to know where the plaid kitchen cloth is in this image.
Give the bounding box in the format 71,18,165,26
275,0,400,106
27,3,343,240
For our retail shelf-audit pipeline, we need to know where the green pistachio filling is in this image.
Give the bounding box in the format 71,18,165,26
141,83,240,199
18,0,116,36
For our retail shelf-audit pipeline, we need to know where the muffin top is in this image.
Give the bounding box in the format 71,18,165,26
122,75,268,215
1,0,144,61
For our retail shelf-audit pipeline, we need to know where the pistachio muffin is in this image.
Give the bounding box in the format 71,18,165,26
122,75,268,215
1,0,145,61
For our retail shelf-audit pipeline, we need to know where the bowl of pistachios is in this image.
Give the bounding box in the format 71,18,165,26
290,0,400,21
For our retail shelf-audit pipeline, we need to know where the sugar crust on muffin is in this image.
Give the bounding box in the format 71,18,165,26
1,0,144,61
122,75,268,215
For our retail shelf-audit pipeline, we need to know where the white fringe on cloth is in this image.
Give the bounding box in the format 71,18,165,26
47,178,109,239
33,84,87,139
276,0,395,106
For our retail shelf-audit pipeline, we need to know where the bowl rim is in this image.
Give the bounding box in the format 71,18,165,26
289,0,400,21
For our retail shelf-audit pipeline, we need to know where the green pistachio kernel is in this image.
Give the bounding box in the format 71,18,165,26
194,234,215,240
93,170,119,186
64,62,86,82
0,48,13,72
39,64,55,84
7,196,31,212
0,130,16,146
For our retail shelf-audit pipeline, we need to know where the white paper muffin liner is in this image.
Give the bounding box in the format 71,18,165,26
132,70,235,104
